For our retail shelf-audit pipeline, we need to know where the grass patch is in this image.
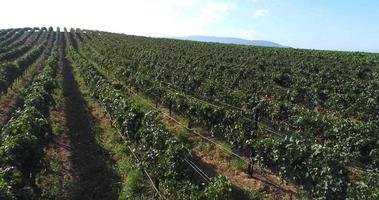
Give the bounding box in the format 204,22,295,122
230,157,246,171
36,154,74,200
120,169,145,200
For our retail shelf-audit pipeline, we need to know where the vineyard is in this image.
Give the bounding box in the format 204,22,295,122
0,27,378,200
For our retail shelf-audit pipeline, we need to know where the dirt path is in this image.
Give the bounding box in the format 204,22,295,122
49,34,75,178
60,37,120,200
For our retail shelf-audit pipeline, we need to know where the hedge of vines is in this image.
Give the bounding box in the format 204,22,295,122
0,30,59,199
0,30,51,94
66,31,232,200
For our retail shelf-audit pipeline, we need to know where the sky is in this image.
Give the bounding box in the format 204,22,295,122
1,0,378,52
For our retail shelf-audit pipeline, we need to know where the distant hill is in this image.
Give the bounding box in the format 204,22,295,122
170,35,285,48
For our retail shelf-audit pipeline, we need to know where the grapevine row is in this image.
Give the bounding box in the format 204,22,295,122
0,28,35,54
66,30,233,200
0,29,52,94
0,30,59,199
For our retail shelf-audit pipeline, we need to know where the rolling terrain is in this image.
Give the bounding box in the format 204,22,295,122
0,27,378,200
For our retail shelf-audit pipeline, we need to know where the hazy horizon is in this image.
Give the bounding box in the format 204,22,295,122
1,0,378,53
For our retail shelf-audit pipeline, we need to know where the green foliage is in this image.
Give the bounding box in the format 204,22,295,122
203,175,232,200
254,135,349,199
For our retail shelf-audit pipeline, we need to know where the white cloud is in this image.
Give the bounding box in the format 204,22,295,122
0,0,235,37
254,9,269,17
198,1,234,22
162,0,195,7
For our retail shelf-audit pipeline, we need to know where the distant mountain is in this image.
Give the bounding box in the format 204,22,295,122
170,35,285,48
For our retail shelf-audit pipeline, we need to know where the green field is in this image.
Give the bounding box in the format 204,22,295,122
0,27,378,200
